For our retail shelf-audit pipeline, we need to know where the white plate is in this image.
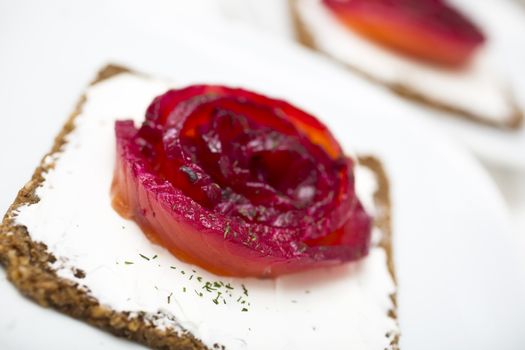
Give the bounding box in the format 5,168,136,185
1,1,525,349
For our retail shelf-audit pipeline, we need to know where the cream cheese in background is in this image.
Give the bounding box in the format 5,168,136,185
296,0,514,124
14,73,398,350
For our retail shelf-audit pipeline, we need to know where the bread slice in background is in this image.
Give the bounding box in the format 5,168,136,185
0,65,399,350
290,0,523,130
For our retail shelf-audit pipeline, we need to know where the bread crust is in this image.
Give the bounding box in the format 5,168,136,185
289,0,523,131
0,64,398,349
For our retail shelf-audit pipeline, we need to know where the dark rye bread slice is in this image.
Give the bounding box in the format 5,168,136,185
289,0,523,131
0,64,398,350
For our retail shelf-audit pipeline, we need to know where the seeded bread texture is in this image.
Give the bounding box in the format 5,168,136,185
289,0,523,131
0,64,398,350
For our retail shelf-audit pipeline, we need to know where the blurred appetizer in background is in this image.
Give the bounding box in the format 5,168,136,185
291,0,523,130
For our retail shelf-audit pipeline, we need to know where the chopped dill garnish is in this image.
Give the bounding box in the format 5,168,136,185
152,255,158,260
139,254,150,261
167,292,173,304
212,292,222,305
124,261,134,265
170,266,177,270
194,289,203,297
180,166,198,183
236,296,242,302
297,242,308,254
183,287,187,293
241,308,248,312
248,229,257,242
224,224,231,239
181,270,186,275
189,275,194,280
213,282,222,288
197,277,203,282
203,282,216,292
242,284,248,296
225,283,234,290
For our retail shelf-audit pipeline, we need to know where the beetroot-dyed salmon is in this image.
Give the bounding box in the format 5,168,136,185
112,86,371,277
323,0,485,66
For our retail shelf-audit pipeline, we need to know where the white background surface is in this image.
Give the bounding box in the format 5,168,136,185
1,1,525,349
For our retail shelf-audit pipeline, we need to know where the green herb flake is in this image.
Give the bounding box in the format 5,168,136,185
167,292,173,304
297,242,308,254
152,255,158,260
183,287,187,293
241,308,248,312
124,261,134,265
242,284,249,296
212,292,222,305
203,283,216,292
189,275,194,280
197,277,203,282
179,166,198,183
225,283,234,290
139,254,150,261
248,229,257,242
170,266,177,270
223,224,231,239
181,270,186,275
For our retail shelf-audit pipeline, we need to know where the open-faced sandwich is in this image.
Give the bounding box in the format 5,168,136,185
0,65,399,349
291,0,523,130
